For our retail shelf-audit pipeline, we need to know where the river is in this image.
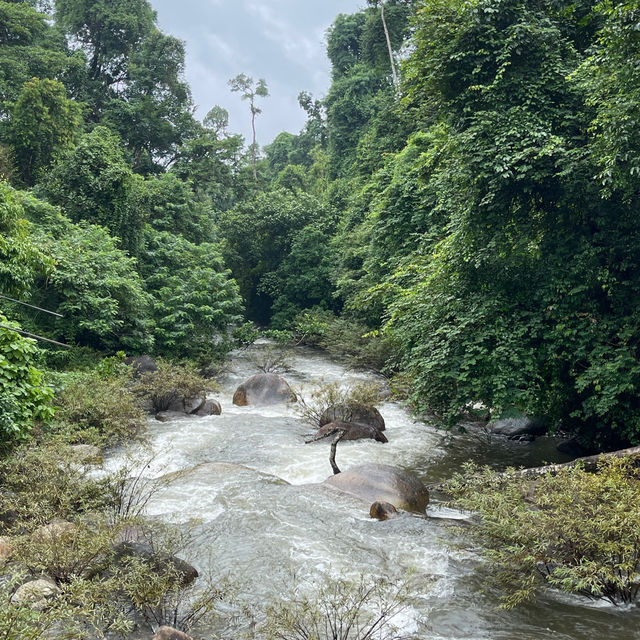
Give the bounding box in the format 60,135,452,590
106,341,640,639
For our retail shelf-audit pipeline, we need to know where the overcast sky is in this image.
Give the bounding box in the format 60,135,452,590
149,1,364,147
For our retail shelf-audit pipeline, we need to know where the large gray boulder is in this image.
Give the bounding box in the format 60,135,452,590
491,416,545,440
323,464,429,513
233,373,296,406
320,404,385,431
312,421,387,443
124,355,158,378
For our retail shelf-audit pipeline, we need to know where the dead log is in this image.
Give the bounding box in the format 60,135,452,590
427,445,640,491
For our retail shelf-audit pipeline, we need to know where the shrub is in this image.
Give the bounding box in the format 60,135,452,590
0,317,54,447
53,369,146,446
447,458,640,607
130,360,215,414
296,381,383,428
263,575,409,640
0,443,113,530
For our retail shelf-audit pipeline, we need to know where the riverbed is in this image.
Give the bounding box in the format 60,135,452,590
106,341,640,639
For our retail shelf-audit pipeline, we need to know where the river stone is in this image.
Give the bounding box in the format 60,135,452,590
125,355,158,377
153,627,192,640
112,542,198,587
369,501,399,521
11,578,59,610
233,373,296,406
320,404,385,431
155,410,191,422
324,464,429,513
313,421,388,443
491,417,545,439
195,399,222,416
183,395,206,414
33,520,75,542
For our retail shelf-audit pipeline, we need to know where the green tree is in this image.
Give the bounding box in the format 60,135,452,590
228,73,269,185
218,189,332,324
0,314,54,446
140,227,243,358
0,181,53,297
41,126,143,255
25,203,153,352
10,77,82,184
54,0,155,84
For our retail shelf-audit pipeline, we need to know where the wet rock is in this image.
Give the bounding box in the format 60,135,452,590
32,520,75,542
113,542,198,587
153,627,192,640
233,373,296,406
320,404,385,432
125,355,158,378
490,417,545,439
11,578,59,610
183,396,206,414
195,399,222,416
369,501,398,521
324,464,429,513
557,437,591,457
70,444,103,465
155,410,191,422
313,421,388,443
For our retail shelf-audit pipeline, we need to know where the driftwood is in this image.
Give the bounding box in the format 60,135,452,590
509,445,640,478
427,445,640,491
329,430,347,475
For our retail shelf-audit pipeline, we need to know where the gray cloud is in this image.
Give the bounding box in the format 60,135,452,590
149,0,364,146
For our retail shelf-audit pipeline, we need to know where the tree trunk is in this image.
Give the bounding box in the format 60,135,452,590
508,445,640,479
330,430,346,475
381,3,399,89
427,445,640,491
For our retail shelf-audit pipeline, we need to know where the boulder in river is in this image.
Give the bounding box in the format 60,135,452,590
490,416,545,440
323,464,429,513
320,404,385,431
312,421,388,443
195,399,222,416
233,373,296,406
153,627,192,640
369,501,399,521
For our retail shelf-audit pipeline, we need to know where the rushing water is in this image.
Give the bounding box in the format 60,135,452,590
107,342,640,639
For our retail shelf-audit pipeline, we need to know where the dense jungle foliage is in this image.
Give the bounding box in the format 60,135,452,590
1,0,639,454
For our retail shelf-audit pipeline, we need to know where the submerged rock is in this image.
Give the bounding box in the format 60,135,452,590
233,373,296,406
323,464,429,513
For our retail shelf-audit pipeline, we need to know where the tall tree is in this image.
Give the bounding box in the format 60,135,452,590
228,73,269,186
10,77,82,184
